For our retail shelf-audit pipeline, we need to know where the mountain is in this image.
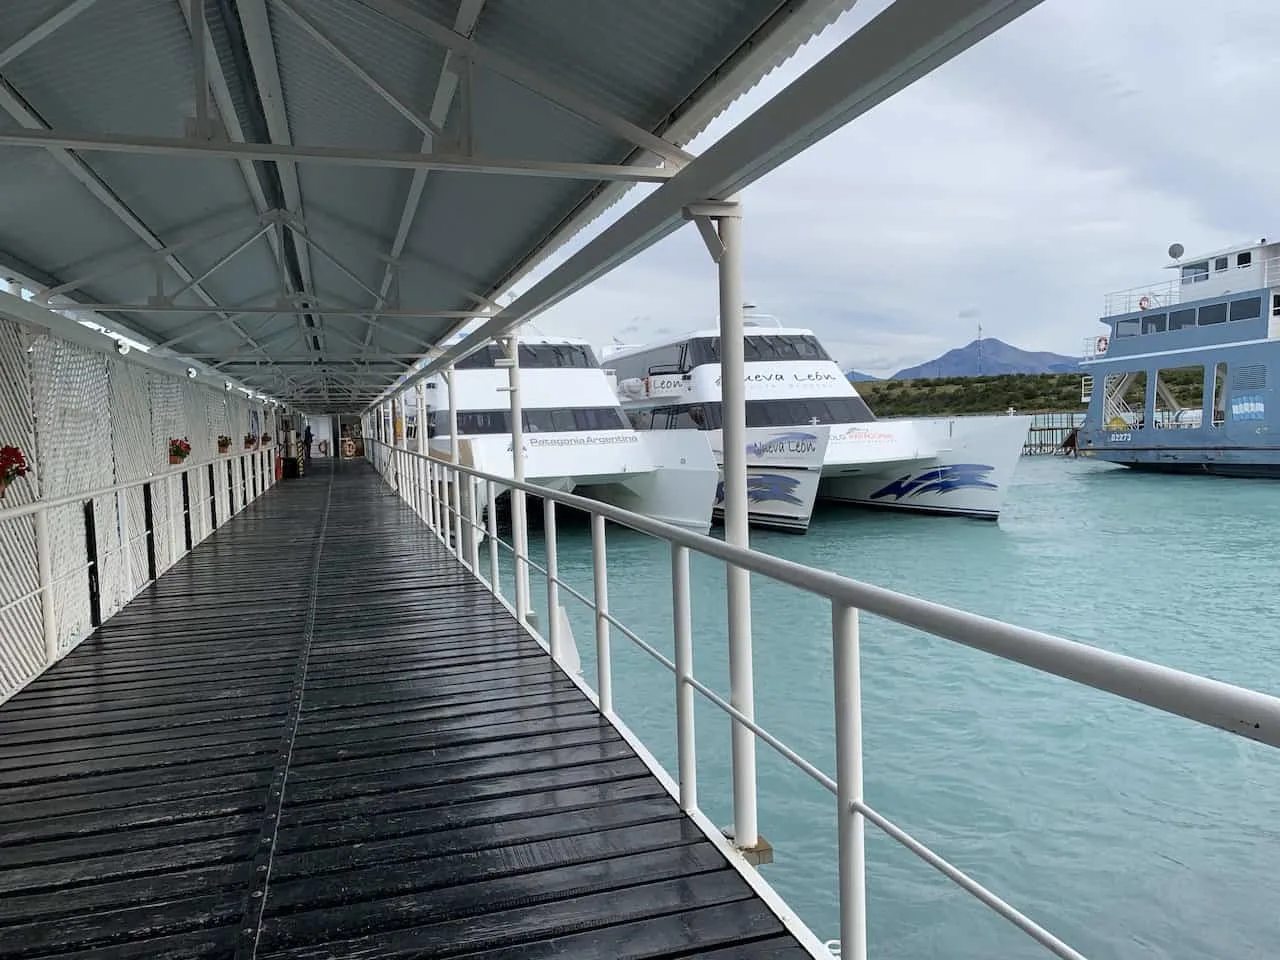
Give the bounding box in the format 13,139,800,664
892,338,1079,379
845,370,880,382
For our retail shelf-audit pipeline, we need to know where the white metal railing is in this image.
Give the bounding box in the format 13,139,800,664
0,445,277,702
368,439,1280,960
1102,254,1280,317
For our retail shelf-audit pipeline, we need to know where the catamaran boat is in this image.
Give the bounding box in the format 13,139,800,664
603,320,1031,532
421,335,719,532
1076,239,1280,475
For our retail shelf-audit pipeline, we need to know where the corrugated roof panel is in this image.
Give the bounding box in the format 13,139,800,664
2,0,202,138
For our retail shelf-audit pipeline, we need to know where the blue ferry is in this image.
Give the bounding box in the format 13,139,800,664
1077,239,1280,476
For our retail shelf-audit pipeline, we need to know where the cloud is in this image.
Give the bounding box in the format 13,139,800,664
512,0,1274,376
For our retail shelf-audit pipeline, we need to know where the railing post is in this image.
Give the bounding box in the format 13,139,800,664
467,477,481,572
832,602,867,960
671,543,696,811
34,507,58,665
591,512,612,713
487,480,499,595
544,497,561,661
116,489,133,603
427,459,439,534
451,468,464,559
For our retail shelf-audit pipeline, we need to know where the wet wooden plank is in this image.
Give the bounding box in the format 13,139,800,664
0,460,812,959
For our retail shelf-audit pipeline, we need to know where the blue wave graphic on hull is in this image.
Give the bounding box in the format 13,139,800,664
869,463,998,501
715,473,805,506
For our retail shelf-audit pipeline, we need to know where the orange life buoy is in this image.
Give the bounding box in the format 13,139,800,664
1096,335,1110,352
1138,295,1152,311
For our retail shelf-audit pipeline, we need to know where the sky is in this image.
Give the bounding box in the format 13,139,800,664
499,0,1280,378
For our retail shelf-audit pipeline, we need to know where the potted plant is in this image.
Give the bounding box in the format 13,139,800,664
217,435,232,454
244,433,257,450
168,437,191,465
260,432,271,446
0,445,30,500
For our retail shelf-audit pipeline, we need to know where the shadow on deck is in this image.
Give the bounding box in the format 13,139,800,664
0,459,812,959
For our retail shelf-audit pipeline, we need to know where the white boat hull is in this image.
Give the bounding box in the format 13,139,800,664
818,415,1031,519
710,426,831,532
431,429,719,534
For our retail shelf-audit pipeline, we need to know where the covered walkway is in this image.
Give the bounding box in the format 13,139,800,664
0,460,806,959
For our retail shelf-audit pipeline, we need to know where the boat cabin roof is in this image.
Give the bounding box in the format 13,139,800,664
1164,238,1273,269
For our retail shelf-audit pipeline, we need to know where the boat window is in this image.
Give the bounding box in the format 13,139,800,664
1180,261,1210,284
687,335,832,364
454,407,629,434
1169,308,1197,331
1237,251,1253,268
1141,313,1166,334
457,410,509,434
1273,294,1280,317
1197,302,1228,325
1114,318,1140,337
517,344,598,368
745,397,875,426
1153,366,1204,428
454,344,501,369
1229,297,1262,321
1211,362,1227,427
1214,256,1229,272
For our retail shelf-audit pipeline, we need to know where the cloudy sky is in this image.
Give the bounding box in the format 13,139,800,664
502,0,1279,377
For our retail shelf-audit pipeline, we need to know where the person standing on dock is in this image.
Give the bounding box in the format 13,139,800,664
304,423,313,463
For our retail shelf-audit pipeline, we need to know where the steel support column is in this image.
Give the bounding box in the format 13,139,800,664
499,337,531,623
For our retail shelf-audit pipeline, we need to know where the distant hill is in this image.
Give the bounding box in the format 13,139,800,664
859,372,1087,416
845,370,879,382
892,338,1079,379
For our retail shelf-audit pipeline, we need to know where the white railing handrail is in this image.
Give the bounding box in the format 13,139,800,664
370,439,1280,750
0,446,270,522
1103,254,1280,316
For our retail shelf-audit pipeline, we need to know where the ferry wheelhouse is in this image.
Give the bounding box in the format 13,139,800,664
422,335,719,532
603,320,1030,532
1078,240,1280,475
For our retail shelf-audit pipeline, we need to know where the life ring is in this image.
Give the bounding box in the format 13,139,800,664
1096,335,1109,352
1138,295,1152,311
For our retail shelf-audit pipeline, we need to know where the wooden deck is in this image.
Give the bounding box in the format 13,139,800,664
0,459,812,959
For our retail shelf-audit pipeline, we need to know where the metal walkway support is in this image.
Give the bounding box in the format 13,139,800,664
0,460,816,959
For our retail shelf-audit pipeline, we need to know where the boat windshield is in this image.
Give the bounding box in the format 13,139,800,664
635,396,874,430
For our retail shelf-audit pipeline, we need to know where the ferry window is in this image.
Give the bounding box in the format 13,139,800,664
573,407,629,431
1237,252,1253,268
455,344,500,369
1153,366,1204,427
1169,309,1197,331
1141,313,1167,334
1229,297,1262,321
1197,302,1228,325
688,335,832,364
1114,318,1140,337
523,409,575,432
1180,261,1209,284
518,344,597,368
1214,256,1229,272
1211,362,1227,427
643,344,684,375
1273,294,1280,317
457,410,509,434
627,409,652,430
743,397,876,426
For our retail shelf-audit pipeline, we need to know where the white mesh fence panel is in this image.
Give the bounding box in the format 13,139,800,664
148,376,185,572
109,360,155,601
30,335,116,654
0,317,43,701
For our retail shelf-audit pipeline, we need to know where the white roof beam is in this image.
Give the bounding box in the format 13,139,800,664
272,0,444,139
0,129,675,181
0,0,100,70
402,0,1048,395
0,78,295,391
176,0,296,304
359,0,487,360
236,0,321,351
353,0,694,168
56,302,478,318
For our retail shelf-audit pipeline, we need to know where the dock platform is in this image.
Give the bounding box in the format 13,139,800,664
0,460,810,959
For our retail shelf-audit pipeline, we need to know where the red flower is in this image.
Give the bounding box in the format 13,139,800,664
168,437,191,459
0,445,29,483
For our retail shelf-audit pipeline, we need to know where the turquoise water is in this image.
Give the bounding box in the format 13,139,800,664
497,457,1280,959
